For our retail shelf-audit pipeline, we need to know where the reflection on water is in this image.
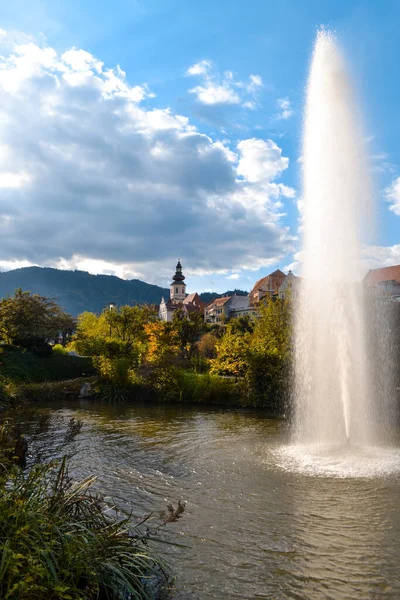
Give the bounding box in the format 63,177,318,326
23,401,400,599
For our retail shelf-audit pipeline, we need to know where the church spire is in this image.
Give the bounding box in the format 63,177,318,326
171,259,185,284
170,259,186,302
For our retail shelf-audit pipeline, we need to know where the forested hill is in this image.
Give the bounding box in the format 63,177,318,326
0,267,247,315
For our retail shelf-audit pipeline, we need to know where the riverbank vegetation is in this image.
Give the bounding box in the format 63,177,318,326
0,292,185,599
0,287,292,411
69,298,292,412
0,420,177,599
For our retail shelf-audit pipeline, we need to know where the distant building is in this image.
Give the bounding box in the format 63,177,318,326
204,294,254,324
363,265,400,302
278,270,300,300
249,269,287,305
159,260,205,321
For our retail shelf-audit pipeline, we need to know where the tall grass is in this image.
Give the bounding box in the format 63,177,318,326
0,425,177,599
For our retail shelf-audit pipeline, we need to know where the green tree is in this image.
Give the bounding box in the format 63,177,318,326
171,309,205,360
72,305,157,358
105,304,156,344
71,311,109,356
252,298,292,359
246,298,292,409
0,289,75,351
210,325,251,377
196,332,218,359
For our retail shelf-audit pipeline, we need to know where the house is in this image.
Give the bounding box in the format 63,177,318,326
278,270,300,300
249,269,287,305
183,292,206,313
159,261,205,321
204,294,254,323
204,296,231,324
363,265,400,301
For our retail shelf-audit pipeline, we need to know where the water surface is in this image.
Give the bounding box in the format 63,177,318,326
24,401,400,599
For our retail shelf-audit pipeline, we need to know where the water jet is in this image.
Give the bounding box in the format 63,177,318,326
288,30,398,476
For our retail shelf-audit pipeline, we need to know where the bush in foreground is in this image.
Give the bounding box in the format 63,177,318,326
0,426,177,599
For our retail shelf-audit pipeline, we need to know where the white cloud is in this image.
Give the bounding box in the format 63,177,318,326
275,97,293,120
237,139,289,183
0,171,30,188
247,74,263,92
186,59,263,108
227,273,240,280
186,59,212,76
190,83,240,106
62,48,103,73
384,176,400,215
362,244,400,271
0,34,295,282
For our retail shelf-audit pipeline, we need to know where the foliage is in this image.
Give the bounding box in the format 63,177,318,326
105,304,157,344
175,371,240,405
210,325,251,377
195,333,218,359
0,289,75,352
0,423,174,600
12,378,93,405
0,346,94,385
252,298,292,359
70,295,293,414
135,366,240,406
72,306,155,361
70,311,110,356
244,298,292,409
171,310,205,359
52,344,68,356
228,315,255,335
144,321,180,365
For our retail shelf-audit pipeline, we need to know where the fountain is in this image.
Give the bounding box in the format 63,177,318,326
281,30,399,477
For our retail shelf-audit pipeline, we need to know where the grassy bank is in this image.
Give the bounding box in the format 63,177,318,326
95,367,286,414
0,346,95,407
0,345,94,383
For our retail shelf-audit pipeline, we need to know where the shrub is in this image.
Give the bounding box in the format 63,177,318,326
0,424,176,600
52,343,68,355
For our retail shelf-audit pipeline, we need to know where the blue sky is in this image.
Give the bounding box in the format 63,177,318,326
0,0,399,293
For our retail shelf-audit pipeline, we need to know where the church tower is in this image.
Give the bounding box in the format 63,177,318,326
170,260,186,302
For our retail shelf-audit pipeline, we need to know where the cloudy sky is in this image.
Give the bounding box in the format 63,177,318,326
0,0,399,293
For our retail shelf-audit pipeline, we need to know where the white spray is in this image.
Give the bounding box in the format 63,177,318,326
293,30,376,446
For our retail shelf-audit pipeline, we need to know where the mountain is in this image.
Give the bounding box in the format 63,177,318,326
0,267,248,315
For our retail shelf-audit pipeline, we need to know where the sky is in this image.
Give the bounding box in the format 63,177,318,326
0,0,400,293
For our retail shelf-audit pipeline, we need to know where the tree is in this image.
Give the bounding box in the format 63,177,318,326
245,298,292,409
210,325,251,377
171,309,205,359
105,305,156,344
252,298,292,359
196,332,218,359
227,315,255,335
144,321,180,365
72,305,157,358
0,289,75,351
71,311,109,356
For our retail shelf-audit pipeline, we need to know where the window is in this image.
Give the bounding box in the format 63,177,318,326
176,287,178,293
